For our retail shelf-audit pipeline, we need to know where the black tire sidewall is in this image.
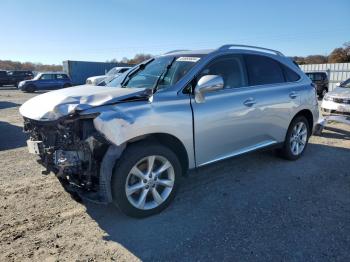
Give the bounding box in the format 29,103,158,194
26,85,36,93
283,116,310,160
111,142,182,218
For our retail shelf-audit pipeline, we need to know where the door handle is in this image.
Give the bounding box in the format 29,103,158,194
289,91,298,99
243,98,256,107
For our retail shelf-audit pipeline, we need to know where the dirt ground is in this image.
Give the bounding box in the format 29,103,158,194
0,86,349,262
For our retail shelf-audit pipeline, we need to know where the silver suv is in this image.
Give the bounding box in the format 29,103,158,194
20,45,319,217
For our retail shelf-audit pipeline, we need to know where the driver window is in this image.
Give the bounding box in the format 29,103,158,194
199,55,247,89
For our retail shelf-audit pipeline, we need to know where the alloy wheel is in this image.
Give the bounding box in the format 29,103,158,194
125,155,175,210
290,122,308,155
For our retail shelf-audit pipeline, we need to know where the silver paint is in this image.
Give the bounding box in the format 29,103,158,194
20,47,319,170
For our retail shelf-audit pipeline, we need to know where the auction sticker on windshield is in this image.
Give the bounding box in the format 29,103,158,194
176,57,200,62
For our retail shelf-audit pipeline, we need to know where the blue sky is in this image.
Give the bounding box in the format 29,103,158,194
1,0,349,64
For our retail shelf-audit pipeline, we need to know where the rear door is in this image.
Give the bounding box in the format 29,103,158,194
243,54,302,144
54,74,66,88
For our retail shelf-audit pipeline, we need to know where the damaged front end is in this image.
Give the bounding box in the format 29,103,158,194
24,114,111,202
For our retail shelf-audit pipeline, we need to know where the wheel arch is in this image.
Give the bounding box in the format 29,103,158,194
291,109,314,134
126,132,189,176
26,83,37,92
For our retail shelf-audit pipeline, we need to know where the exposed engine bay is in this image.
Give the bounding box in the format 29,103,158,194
24,115,109,194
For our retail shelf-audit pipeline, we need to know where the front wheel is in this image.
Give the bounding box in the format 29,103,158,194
111,142,181,218
278,116,310,160
25,84,36,93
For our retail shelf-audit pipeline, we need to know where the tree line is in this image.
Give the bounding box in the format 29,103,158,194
115,42,350,65
1,42,349,71
292,42,350,64
0,60,63,72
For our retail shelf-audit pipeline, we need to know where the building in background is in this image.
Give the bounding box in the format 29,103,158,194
63,60,130,85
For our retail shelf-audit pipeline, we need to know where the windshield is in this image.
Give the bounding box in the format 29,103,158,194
121,56,201,90
340,78,350,88
33,73,42,80
306,73,325,81
105,70,131,87
106,67,118,76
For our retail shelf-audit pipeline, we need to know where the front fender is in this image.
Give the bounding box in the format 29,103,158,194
92,99,195,168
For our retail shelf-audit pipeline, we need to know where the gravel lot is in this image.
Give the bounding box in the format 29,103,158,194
0,86,349,261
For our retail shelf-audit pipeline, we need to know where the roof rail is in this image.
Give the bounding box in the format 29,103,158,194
218,44,284,56
164,49,190,54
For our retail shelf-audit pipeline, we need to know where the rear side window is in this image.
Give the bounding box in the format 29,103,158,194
245,55,285,85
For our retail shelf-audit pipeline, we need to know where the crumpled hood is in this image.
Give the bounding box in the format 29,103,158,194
19,85,148,121
327,87,350,98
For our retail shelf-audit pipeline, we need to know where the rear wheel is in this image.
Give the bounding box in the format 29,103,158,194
63,83,71,88
278,116,310,160
111,141,181,218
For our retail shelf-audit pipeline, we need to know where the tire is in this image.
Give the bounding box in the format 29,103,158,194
111,141,182,218
25,84,36,93
321,88,327,98
63,83,71,88
278,116,310,160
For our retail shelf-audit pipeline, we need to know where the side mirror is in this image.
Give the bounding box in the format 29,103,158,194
194,75,224,103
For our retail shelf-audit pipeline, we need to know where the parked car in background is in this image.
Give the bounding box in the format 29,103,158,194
321,77,350,116
305,72,329,98
19,72,72,92
86,66,131,85
336,77,350,88
99,68,133,86
0,70,8,86
0,70,34,87
20,45,318,217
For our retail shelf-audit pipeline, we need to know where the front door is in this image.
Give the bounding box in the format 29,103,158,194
191,54,266,166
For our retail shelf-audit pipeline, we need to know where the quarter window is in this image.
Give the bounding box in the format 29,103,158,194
199,55,247,89
56,74,68,79
245,55,285,85
283,65,300,82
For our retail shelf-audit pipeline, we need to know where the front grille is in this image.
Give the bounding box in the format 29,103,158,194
328,97,350,104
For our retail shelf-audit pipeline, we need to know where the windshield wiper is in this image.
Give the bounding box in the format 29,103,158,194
121,58,155,87
152,57,176,93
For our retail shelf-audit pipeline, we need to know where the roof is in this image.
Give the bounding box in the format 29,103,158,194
162,49,214,57
37,71,67,74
